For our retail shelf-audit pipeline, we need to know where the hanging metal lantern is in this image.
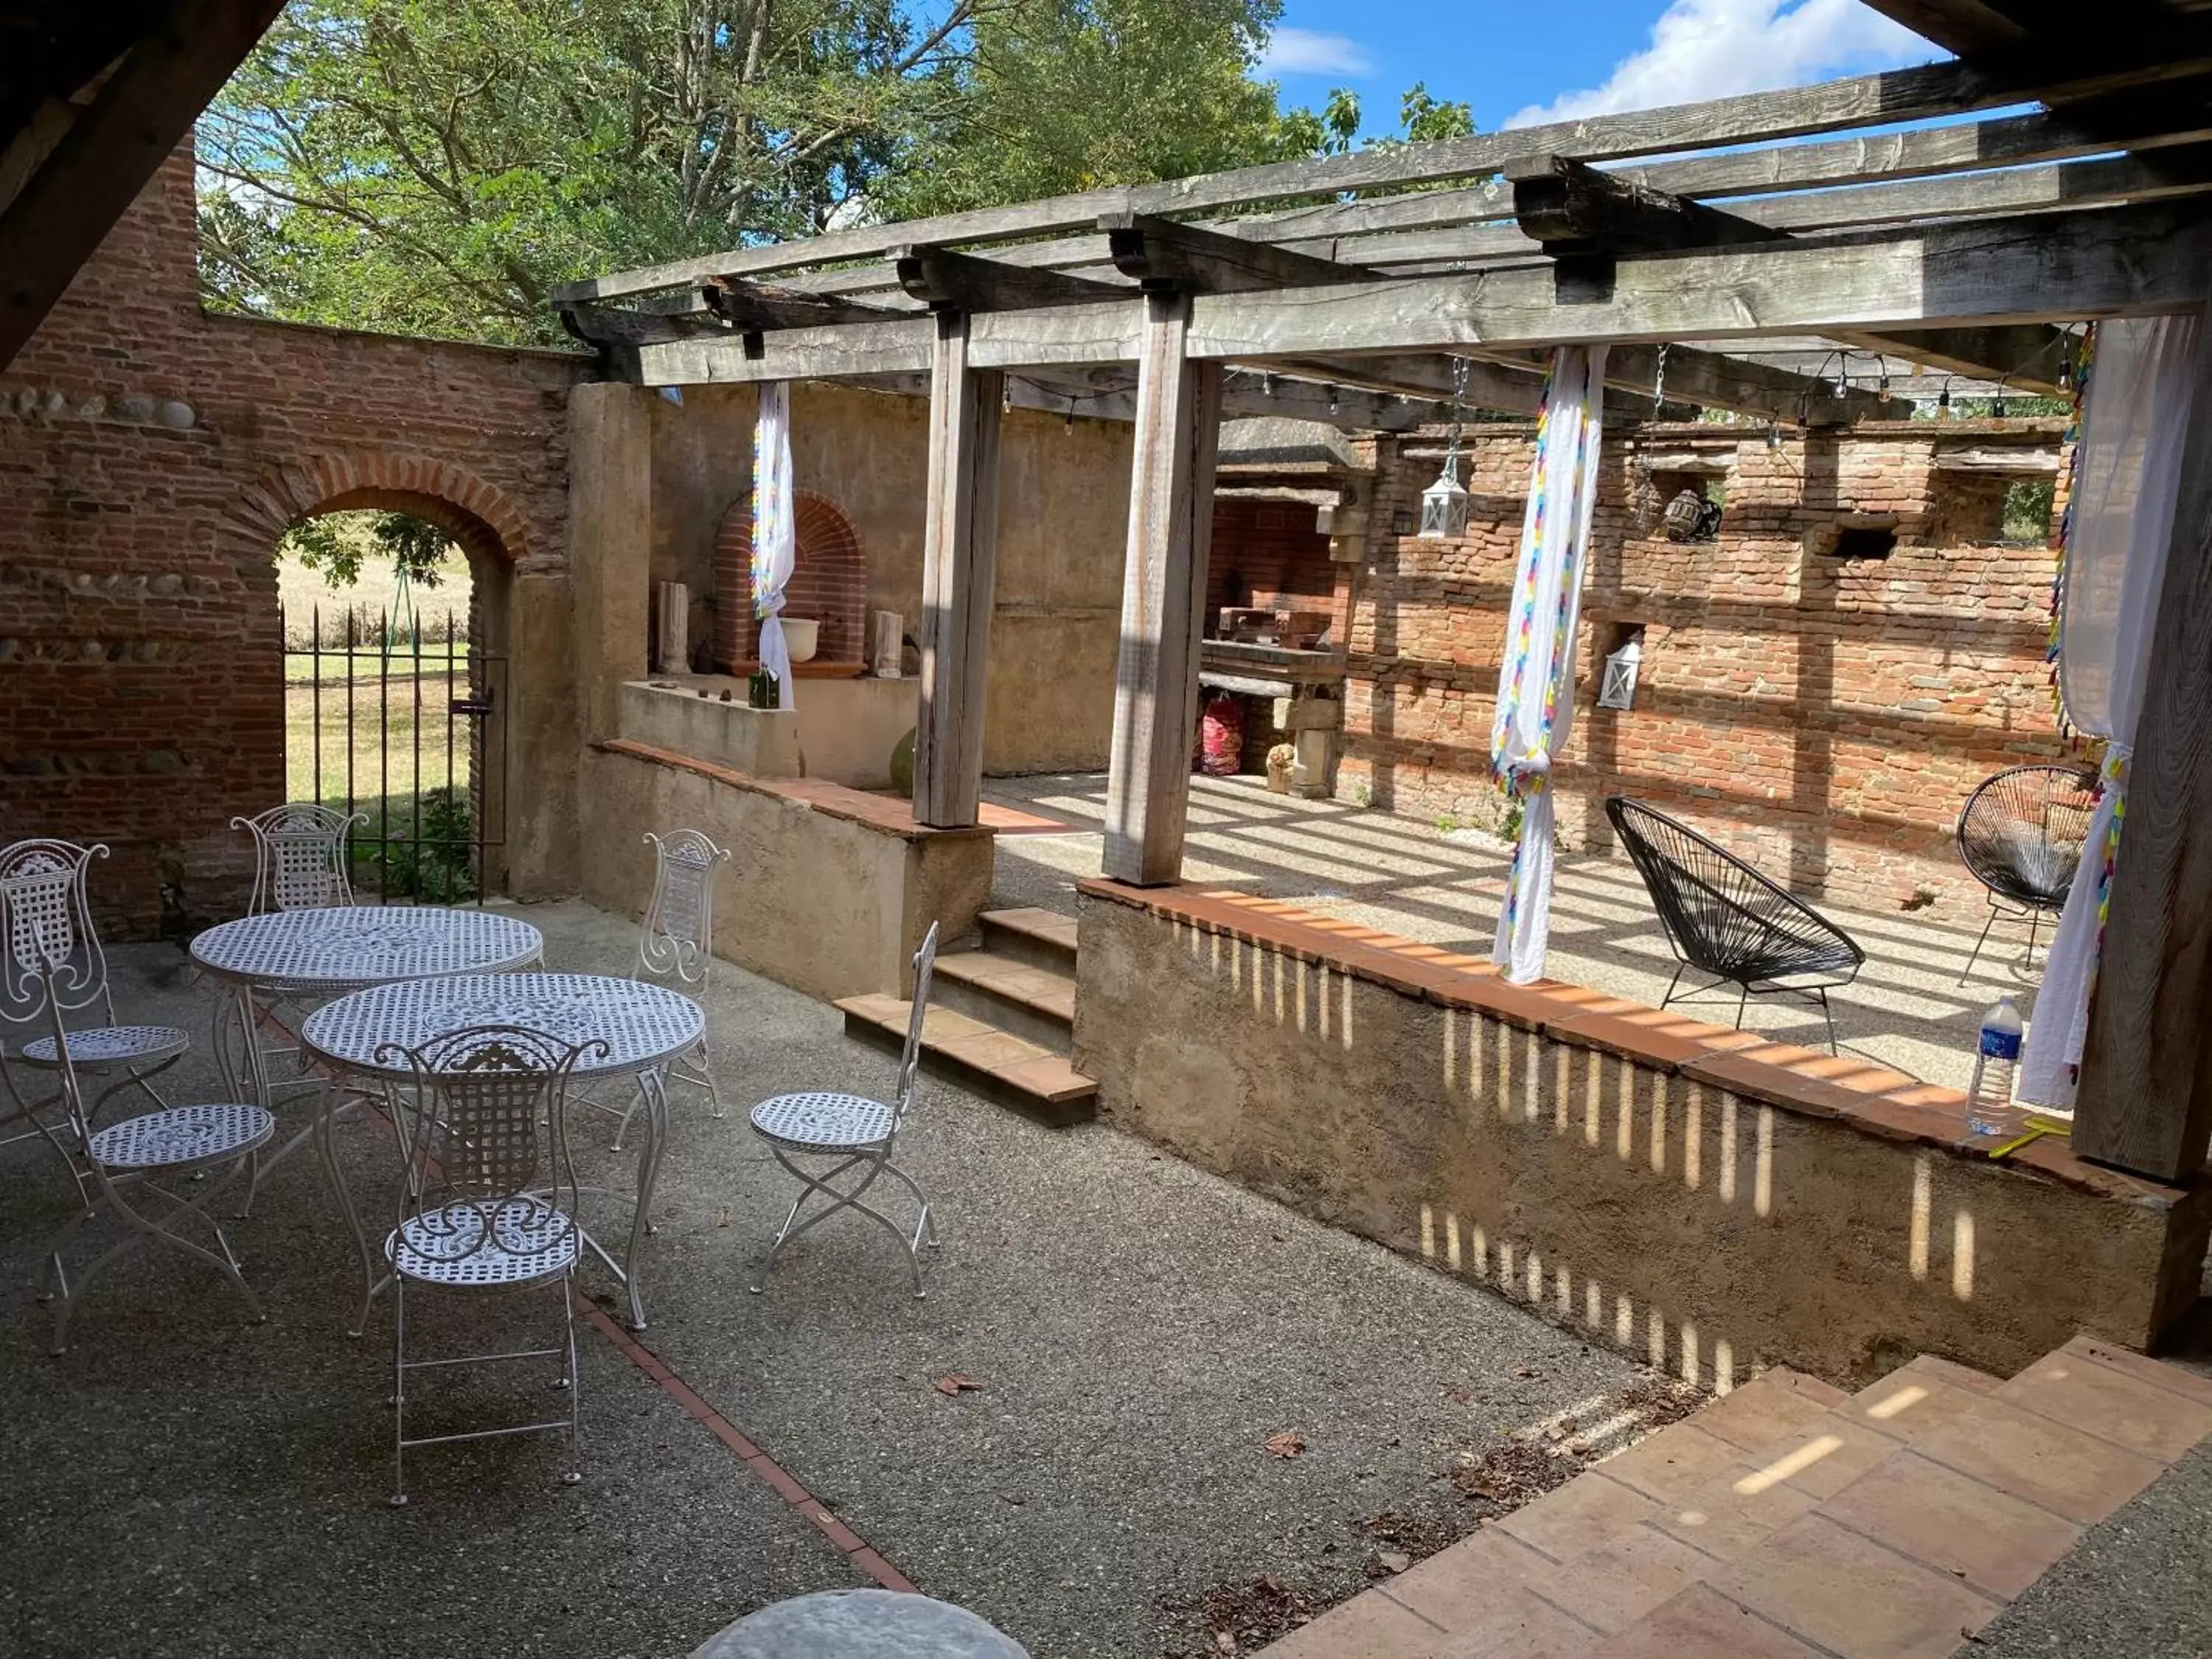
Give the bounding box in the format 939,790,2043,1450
1417,357,1472,540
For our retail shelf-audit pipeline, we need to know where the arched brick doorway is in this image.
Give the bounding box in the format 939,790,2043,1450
711,489,866,671
225,454,529,896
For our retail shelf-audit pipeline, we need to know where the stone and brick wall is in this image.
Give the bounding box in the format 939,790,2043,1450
710,488,869,669
1339,421,2074,917
1206,498,1348,639
0,146,585,930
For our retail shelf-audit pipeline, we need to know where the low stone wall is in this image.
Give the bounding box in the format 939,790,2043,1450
616,674,917,789
582,740,993,1001
1072,880,2212,1387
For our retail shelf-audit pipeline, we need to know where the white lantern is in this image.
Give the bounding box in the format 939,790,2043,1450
1416,355,1472,540
1418,456,1470,540
1598,636,1643,711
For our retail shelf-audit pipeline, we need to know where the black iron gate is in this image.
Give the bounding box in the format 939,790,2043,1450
282,601,508,904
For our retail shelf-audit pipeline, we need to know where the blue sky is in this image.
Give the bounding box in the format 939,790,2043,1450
1258,1,1938,139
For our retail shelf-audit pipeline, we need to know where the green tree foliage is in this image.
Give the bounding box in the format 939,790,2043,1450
201,0,1331,344
281,510,453,587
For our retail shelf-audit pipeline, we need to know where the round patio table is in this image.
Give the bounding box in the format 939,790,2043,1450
301,972,703,1333
690,1590,1030,1658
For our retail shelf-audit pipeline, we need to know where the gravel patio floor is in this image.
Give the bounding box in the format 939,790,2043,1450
0,899,1653,1659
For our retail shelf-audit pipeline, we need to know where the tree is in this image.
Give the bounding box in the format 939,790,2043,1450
200,0,1313,344
282,511,453,588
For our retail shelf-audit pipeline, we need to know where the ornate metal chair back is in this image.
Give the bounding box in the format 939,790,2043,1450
234,804,366,914
894,922,942,1126
0,839,114,1034
375,1024,604,1275
638,830,731,990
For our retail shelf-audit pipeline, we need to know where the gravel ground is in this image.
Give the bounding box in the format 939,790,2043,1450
984,771,2037,1092
0,900,1648,1659
1966,1436,2212,1658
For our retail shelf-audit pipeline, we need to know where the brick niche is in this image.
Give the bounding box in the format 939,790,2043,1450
711,488,868,669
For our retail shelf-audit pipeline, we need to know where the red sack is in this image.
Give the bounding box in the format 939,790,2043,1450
1199,695,1243,776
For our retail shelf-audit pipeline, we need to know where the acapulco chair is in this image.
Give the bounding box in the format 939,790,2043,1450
602,829,731,1152
1954,763,2098,984
0,840,192,1152
748,922,942,1298
1607,797,1865,1054
376,1023,605,1506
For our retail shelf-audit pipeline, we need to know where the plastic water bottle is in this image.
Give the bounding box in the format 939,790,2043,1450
1966,996,2025,1135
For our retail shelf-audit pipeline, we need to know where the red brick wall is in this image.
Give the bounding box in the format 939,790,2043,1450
0,147,583,931
1206,498,1346,638
710,489,868,669
1339,422,2074,916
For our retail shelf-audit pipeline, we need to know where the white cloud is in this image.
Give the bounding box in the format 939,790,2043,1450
1506,0,1928,129
1255,27,1375,78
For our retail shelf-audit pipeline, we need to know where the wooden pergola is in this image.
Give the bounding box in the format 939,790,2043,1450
557,1,2212,1186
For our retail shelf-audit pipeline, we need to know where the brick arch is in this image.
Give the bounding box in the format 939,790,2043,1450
712,489,867,670
222,452,532,569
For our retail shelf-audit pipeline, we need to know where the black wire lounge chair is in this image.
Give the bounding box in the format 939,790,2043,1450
1954,762,2098,985
1606,796,1866,1053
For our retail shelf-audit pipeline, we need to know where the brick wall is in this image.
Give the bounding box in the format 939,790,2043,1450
1339,421,2074,917
1206,498,1347,637
0,147,585,931
710,489,869,669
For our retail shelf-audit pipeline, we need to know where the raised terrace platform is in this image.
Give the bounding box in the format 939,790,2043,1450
1072,880,2212,1388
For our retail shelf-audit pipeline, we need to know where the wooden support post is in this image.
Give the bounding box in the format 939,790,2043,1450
2074,299,2212,1181
913,311,1004,828
1103,293,1222,884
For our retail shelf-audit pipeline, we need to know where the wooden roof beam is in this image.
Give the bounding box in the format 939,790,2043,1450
1822,324,2078,394
1100,210,1380,293
1504,153,1787,258
702,279,905,331
1478,342,1897,425
1860,1,2197,67
555,49,2212,303
892,244,1129,312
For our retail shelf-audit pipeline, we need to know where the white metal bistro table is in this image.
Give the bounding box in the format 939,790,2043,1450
190,905,546,1109
299,973,704,1333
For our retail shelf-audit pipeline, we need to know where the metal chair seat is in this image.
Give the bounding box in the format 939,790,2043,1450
750,1090,895,1152
19,1023,190,1069
386,1200,580,1287
87,1101,274,1171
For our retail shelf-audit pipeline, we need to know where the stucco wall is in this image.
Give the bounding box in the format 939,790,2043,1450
653,383,1130,776
1073,886,2208,1388
580,742,994,1002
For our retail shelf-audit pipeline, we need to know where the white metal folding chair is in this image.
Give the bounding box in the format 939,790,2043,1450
0,840,191,1152
604,829,730,1151
1,952,273,1354
225,803,368,1105
378,1023,604,1506
232,802,366,914
747,922,941,1298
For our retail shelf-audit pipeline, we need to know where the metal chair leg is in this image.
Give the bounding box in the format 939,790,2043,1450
392,1277,408,1507
697,1035,725,1121
1818,988,1840,1056
560,1276,582,1487
1958,902,2001,987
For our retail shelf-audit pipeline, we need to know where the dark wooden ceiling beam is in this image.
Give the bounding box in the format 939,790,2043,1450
1504,153,1787,257
1823,324,2077,394
0,0,286,372
1099,210,1379,293
892,244,1129,313
700,279,903,331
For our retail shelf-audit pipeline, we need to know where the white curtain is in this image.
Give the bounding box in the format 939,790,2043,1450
1491,345,1610,984
2018,316,2201,1109
751,381,797,705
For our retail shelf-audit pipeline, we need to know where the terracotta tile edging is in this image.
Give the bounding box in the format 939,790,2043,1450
597,738,995,844
1074,877,2198,1210
576,1296,919,1594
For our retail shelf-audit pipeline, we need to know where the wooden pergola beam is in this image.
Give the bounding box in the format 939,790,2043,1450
1824,324,2076,393
1101,210,1378,293
702,280,904,331
554,51,2212,305
1481,342,1896,425
1506,153,1787,257
0,0,285,372
894,244,1129,313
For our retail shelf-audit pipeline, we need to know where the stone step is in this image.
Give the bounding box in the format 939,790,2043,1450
1255,1337,2212,1658
930,948,1076,1055
976,907,1078,977
835,992,1096,1127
